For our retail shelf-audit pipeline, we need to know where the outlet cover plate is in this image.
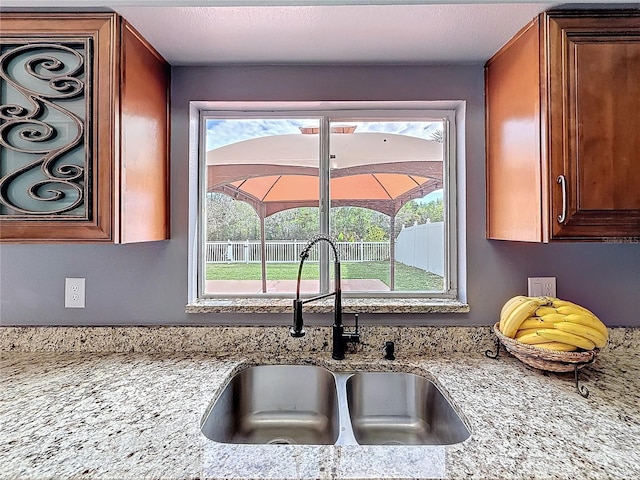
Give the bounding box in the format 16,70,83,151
65,277,86,308
528,277,556,298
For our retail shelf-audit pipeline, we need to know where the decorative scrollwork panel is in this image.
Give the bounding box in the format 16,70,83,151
0,39,92,219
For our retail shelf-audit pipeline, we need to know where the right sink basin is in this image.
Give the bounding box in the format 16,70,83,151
345,371,470,445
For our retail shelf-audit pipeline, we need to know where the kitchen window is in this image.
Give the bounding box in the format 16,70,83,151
189,102,464,308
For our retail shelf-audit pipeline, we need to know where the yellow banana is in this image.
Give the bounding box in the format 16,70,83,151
554,322,607,348
551,298,584,308
533,341,578,352
539,313,567,323
516,328,542,337
502,298,545,338
536,329,596,350
556,305,592,316
501,295,529,318
554,300,597,318
518,319,557,331
516,332,552,345
535,296,553,305
500,296,530,331
519,318,560,330
535,306,557,316
562,313,608,338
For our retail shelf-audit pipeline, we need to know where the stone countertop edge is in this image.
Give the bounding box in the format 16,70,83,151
185,297,470,314
1,350,639,480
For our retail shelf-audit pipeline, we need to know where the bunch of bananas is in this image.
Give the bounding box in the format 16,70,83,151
499,296,607,352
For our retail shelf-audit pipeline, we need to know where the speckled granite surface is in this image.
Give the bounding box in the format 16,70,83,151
185,297,470,314
1,325,638,355
1,327,639,479
1,325,494,354
1,350,639,479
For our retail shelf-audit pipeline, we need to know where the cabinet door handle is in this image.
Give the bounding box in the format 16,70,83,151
557,175,567,224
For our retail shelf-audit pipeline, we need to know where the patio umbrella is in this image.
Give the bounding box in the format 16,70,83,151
206,131,443,292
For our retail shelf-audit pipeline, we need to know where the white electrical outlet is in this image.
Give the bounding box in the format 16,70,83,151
65,278,86,308
528,277,556,298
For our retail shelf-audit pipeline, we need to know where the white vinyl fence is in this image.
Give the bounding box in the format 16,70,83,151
206,240,389,264
207,226,443,274
394,221,444,276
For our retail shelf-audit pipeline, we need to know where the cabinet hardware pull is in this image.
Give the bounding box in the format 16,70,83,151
557,175,567,224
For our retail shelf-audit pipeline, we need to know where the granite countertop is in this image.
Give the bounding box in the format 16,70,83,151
1,326,639,479
185,297,470,314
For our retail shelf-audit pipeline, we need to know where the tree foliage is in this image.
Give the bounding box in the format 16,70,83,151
429,128,444,143
330,207,389,242
395,198,444,236
206,192,444,242
206,193,260,241
265,207,318,241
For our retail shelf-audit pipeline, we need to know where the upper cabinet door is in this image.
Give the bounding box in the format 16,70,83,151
485,18,547,242
486,10,640,242
0,13,169,243
548,14,640,240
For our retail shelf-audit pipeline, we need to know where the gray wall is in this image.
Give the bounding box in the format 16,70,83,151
1,64,638,327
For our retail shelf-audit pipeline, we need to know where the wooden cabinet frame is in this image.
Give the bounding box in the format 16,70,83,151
486,10,640,242
0,13,169,243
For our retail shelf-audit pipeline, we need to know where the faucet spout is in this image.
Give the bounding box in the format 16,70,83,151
290,235,360,359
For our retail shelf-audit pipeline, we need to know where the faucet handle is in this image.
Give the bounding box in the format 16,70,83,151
342,313,360,344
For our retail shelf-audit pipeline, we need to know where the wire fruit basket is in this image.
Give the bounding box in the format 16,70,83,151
492,322,599,373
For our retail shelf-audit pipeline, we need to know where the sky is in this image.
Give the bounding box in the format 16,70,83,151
418,189,443,204
206,118,442,150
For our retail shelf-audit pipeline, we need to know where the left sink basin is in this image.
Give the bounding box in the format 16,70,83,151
201,365,340,445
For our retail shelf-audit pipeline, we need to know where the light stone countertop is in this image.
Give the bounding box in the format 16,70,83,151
1,326,639,479
185,297,470,314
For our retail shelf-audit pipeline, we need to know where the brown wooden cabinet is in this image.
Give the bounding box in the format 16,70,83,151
486,10,640,242
0,12,169,243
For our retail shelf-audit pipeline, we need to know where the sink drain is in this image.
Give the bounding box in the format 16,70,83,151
267,438,296,445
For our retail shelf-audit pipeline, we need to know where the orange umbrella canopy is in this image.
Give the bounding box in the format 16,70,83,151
207,131,443,218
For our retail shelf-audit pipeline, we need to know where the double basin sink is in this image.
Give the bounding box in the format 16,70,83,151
201,365,470,446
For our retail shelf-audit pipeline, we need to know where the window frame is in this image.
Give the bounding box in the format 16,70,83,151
189,101,465,306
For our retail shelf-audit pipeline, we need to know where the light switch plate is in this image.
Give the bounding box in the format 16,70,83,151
528,277,556,298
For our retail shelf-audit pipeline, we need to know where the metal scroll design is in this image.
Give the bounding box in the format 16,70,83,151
0,42,89,217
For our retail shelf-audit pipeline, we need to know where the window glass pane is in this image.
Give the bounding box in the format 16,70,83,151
204,118,321,295
328,120,445,293
201,112,452,298
1,43,88,217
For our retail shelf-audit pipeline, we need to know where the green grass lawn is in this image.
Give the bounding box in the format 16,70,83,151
206,261,443,291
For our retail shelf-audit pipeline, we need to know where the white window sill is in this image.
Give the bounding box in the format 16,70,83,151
186,298,469,315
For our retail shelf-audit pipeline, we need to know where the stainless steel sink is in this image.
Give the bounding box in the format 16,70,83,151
201,365,469,446
201,365,340,445
345,371,470,445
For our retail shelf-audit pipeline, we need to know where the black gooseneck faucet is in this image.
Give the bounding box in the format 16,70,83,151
291,234,360,360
